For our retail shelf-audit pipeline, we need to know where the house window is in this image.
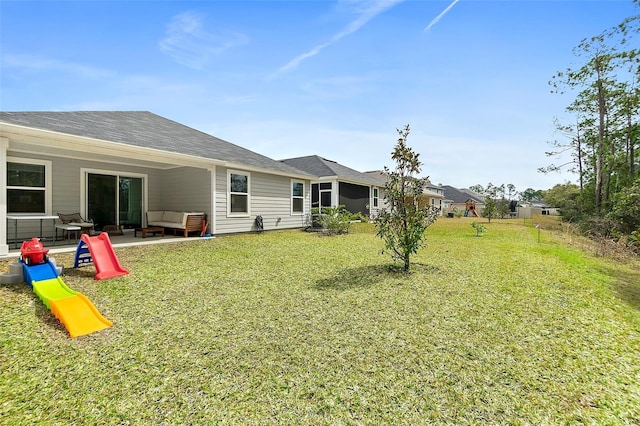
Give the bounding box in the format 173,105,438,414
291,180,304,214
373,187,379,208
7,159,50,214
228,170,250,216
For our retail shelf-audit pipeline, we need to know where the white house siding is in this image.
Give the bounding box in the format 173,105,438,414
369,187,391,219
158,167,211,219
215,167,310,235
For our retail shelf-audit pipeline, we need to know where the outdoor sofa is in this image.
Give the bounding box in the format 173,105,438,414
146,211,205,237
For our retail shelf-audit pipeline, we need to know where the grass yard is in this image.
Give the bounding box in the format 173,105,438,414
1,218,639,424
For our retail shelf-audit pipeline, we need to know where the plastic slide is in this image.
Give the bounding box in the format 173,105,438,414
32,277,78,309
79,233,129,280
22,261,60,288
25,259,113,338
49,294,112,338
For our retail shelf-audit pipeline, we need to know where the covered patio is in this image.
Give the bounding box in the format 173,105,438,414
3,230,211,258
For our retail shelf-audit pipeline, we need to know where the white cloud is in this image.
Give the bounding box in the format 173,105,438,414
2,53,115,79
159,11,248,70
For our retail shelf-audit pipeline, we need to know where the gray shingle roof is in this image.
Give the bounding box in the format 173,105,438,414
442,185,485,204
0,111,309,176
281,155,385,186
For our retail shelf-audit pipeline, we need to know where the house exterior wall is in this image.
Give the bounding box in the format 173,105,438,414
369,187,385,218
5,151,312,243
158,167,211,218
214,167,310,235
516,207,547,219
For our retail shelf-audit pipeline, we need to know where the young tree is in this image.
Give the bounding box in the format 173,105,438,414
375,125,439,272
480,183,498,222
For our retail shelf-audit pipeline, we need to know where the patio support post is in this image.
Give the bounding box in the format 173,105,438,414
209,165,216,235
0,137,9,256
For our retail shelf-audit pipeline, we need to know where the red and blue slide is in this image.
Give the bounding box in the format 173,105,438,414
74,232,129,280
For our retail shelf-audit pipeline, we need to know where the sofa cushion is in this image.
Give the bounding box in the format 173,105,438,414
162,211,182,224
147,211,163,223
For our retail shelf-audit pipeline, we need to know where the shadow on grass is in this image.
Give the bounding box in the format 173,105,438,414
313,263,440,291
63,266,97,279
1,281,69,336
607,266,640,311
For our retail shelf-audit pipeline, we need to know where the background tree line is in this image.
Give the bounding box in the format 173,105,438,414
541,0,639,243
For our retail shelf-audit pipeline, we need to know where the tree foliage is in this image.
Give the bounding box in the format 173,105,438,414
375,125,439,271
608,178,640,234
543,5,640,236
542,182,582,222
472,182,520,221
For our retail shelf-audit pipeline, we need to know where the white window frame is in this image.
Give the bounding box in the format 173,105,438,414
291,179,305,215
372,187,379,208
227,169,251,217
7,157,52,215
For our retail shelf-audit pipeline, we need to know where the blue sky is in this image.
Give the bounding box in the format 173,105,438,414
1,0,637,192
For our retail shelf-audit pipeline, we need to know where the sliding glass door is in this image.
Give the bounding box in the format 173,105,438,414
87,173,143,230
119,176,142,228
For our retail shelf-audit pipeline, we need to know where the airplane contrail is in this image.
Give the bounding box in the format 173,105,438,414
424,0,461,32
270,0,404,79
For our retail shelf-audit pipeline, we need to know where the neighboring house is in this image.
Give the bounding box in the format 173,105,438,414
423,180,446,215
0,111,315,256
364,171,445,216
517,199,557,218
281,155,386,217
441,185,485,217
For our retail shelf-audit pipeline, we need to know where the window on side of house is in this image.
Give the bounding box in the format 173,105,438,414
228,170,250,216
7,159,50,214
373,187,379,208
291,180,304,214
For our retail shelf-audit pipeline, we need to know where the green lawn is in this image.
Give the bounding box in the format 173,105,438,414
1,219,639,424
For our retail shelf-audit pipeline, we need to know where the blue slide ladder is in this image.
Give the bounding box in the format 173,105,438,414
73,240,93,268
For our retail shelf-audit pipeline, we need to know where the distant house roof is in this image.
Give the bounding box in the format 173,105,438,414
529,199,550,208
442,185,485,204
281,155,385,186
367,170,444,199
0,111,310,176
460,188,485,200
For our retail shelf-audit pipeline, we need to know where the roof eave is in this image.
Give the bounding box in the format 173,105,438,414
1,121,224,169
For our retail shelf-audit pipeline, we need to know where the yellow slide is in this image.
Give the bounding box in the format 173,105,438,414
32,276,112,338
50,294,112,338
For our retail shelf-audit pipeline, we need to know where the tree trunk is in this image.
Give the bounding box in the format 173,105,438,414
628,108,635,178
576,122,584,194
594,60,607,214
